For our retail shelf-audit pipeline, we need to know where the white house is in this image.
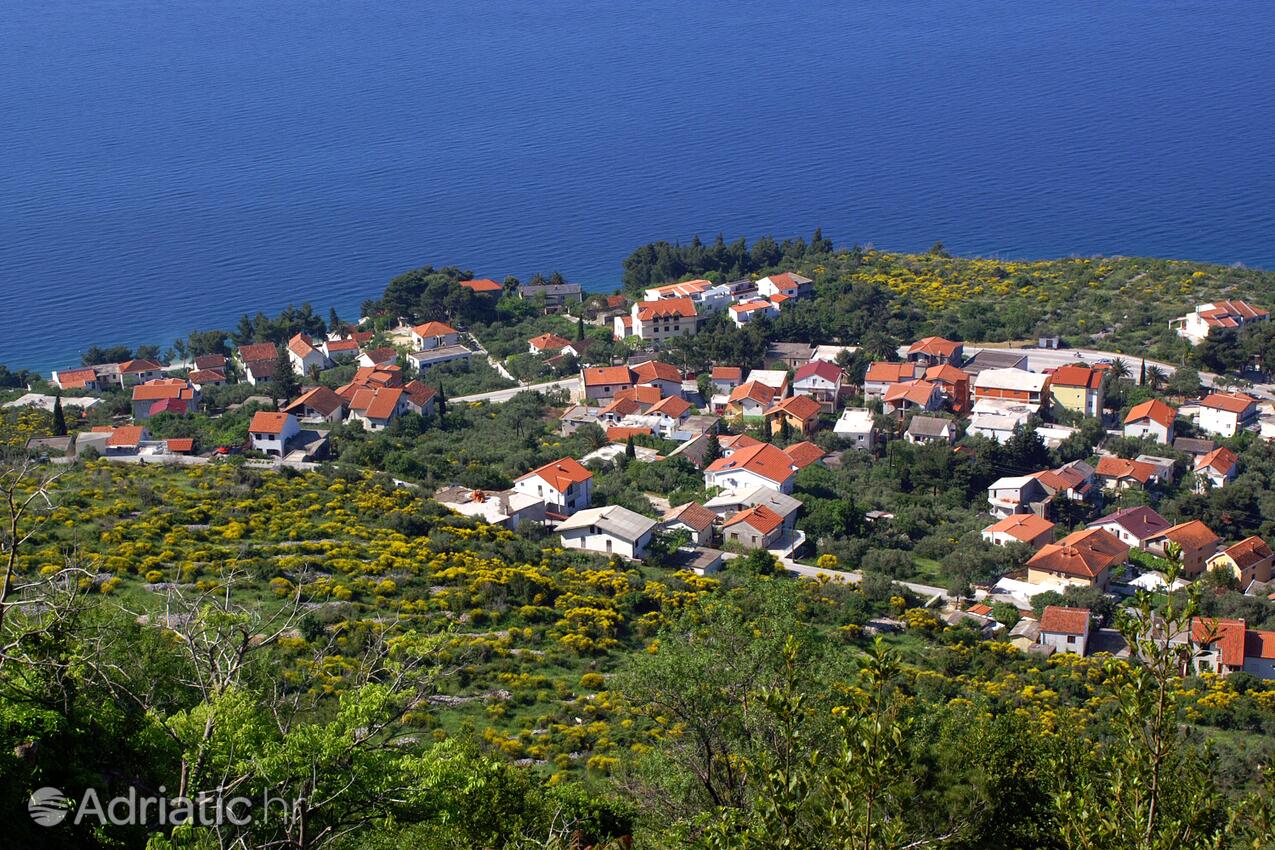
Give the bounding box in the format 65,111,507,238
287,333,330,375
1038,606,1091,656
662,502,717,546
284,385,347,424
580,365,635,402
987,475,1048,519
347,386,409,431
407,345,473,373
1172,300,1268,345
756,272,813,301
625,298,698,342
1195,446,1239,491
905,416,956,445
632,360,684,398
1123,399,1177,444
1087,506,1171,550
248,411,300,458
1198,392,1257,437
728,300,779,328
834,407,877,450
704,443,798,494
792,360,845,412
557,505,658,560
972,368,1050,412
411,321,461,351
513,457,593,515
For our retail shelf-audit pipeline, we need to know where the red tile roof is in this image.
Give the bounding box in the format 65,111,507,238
723,504,784,534
412,321,458,338
607,426,654,442
632,360,682,384
1245,628,1275,661
1221,536,1273,570
985,513,1055,543
648,395,691,418
460,277,503,293
635,297,697,320
1027,528,1128,580
864,362,915,383
729,381,778,405
907,336,961,358
1198,300,1268,328
664,502,717,532
529,333,573,352
237,342,278,364
519,457,592,491
148,398,188,416
1201,392,1256,414
55,367,99,388
1125,398,1177,429
616,385,663,406
582,365,635,387
132,379,195,402
285,385,346,417
1089,506,1171,541
193,354,226,370
711,366,743,382
1039,605,1091,636
766,394,822,421
793,360,843,384
187,369,226,384
249,411,293,435
120,358,164,373
1051,364,1103,389
106,425,146,448
924,364,967,385
784,441,826,469
287,333,318,358
1095,456,1157,485
1195,446,1238,475
1155,520,1221,551
705,443,796,485
1192,617,1247,667
165,438,195,453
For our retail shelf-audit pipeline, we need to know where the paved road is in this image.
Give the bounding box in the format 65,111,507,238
782,559,953,601
452,377,578,404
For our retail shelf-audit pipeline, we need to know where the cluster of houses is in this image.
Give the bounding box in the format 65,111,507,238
612,273,814,342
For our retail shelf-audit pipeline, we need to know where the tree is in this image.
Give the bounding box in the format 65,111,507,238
1146,365,1167,389
1109,357,1131,381
436,383,447,418
703,432,722,465
272,346,300,407
625,435,636,458
577,316,586,341
51,394,66,437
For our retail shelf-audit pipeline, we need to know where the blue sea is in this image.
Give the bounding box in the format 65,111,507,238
3,1,1275,372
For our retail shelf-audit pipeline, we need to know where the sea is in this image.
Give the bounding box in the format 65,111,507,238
3,1,1275,372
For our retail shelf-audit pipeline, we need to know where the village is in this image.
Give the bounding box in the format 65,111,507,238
15,275,1275,680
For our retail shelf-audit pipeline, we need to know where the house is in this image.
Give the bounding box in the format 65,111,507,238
26,435,75,460
726,381,778,420
728,299,779,328
358,347,398,369
1146,521,1221,577
1026,528,1128,591
248,411,300,458
287,333,330,375
407,345,473,373
51,367,102,391
459,277,504,296
557,505,658,559
347,386,408,431
924,364,970,413
1136,453,1177,486
643,278,712,301
104,425,149,456
969,409,1030,444
411,321,461,351
704,443,798,494
436,486,545,530
883,380,943,416
1198,392,1258,437
645,395,694,438
722,504,786,550
704,486,801,531
973,368,1050,412
1191,618,1249,676
906,337,963,368
322,338,361,362
756,272,813,301
284,386,347,424
528,333,576,356
1035,423,1080,448
622,298,698,342
663,502,717,546
746,369,789,393
834,408,877,450
187,369,227,390
580,365,635,402
520,283,583,313
987,475,1049,519
863,362,917,401
982,513,1055,550
164,438,195,455
1048,365,1104,418
1038,606,1092,656
514,457,593,516
1172,300,1268,345
765,395,823,436
906,416,956,445
1173,437,1216,458
710,367,744,397
1094,456,1158,491
1087,506,1171,550
1194,446,1239,491
118,358,165,386
1124,399,1177,443
1035,459,1098,502
783,441,826,471
792,360,844,412
632,360,684,397
131,379,197,420
961,349,1029,379
236,342,278,372
1206,537,1274,586
765,342,816,370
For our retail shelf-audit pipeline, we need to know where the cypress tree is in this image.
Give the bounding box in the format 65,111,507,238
52,393,67,436
703,432,722,464
436,383,447,417
625,435,636,458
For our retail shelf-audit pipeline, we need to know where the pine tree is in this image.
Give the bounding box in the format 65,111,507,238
328,307,341,333
52,393,67,436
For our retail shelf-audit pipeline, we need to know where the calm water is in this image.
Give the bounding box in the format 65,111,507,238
4,1,1275,372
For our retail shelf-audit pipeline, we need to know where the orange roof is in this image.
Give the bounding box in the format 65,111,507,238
287,333,318,358
1195,446,1238,474
460,277,503,293
968,603,993,617
188,369,226,384
325,338,360,353
1221,536,1273,570
720,434,763,451
616,385,663,406
664,502,716,532
648,279,711,297
649,395,691,418
249,411,293,435
712,366,743,382
864,361,915,383
529,333,573,351
132,379,195,402
784,441,826,469
633,359,682,384
519,457,592,491
907,337,961,358
237,342,277,363
1094,456,1157,485
1192,618,1247,667
119,358,163,373
1125,398,1177,428
729,381,778,405
1198,300,1268,328
1201,392,1255,414
705,443,796,485
762,272,807,292
1245,628,1275,661
884,380,938,407
985,513,1055,543
730,300,774,314
582,365,634,387
1039,605,1091,636
924,364,967,385
1027,528,1128,579
766,394,822,421
55,367,98,388
106,425,145,448
364,387,404,421
1050,364,1103,390
403,380,437,407
636,297,697,320
723,504,784,535
285,385,346,417
165,438,195,453
599,396,643,419
607,426,654,442
1155,520,1220,551
412,321,457,338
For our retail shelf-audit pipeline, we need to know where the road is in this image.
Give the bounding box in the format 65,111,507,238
781,559,953,601
452,377,578,404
